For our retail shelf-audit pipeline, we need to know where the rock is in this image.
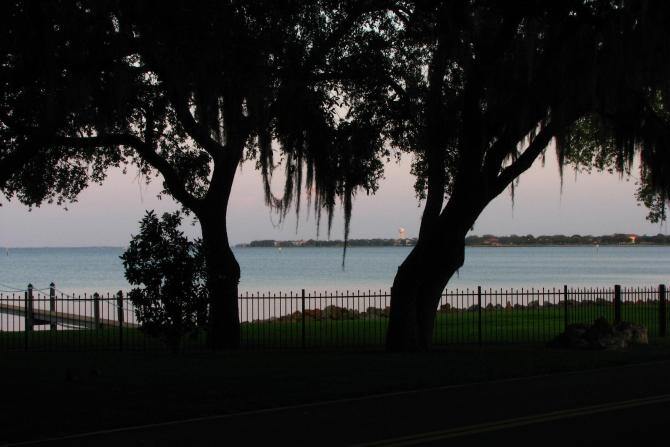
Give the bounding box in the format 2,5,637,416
557,300,576,307
364,306,390,318
65,368,80,382
614,321,649,345
365,307,384,318
323,305,349,320
550,323,589,349
286,311,302,322
304,309,322,320
582,317,617,349
549,318,648,350
438,303,452,313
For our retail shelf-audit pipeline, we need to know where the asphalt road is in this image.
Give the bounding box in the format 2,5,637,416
6,360,670,446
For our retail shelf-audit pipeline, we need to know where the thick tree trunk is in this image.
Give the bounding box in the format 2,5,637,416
199,208,241,349
386,186,486,352
386,233,466,351
196,149,243,350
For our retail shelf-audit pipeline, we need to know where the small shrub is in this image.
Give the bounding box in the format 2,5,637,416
121,211,208,349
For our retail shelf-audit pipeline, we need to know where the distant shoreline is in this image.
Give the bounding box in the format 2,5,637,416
1,246,124,250
3,233,670,250
236,234,670,248
0,243,670,252
3,244,670,250
235,243,670,248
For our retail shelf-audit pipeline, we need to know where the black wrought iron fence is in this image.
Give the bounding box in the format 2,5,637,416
0,283,667,351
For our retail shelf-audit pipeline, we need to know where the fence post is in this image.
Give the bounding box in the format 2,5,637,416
93,293,101,330
24,284,33,351
614,284,622,324
563,285,569,330
659,284,667,337
117,291,124,350
301,289,306,349
477,286,482,346
49,282,56,331
25,284,34,333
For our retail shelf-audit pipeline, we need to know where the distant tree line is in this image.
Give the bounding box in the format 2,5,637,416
242,238,418,248
242,234,670,248
465,234,670,246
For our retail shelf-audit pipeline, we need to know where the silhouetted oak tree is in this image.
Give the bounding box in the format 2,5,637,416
0,0,387,348
379,1,670,350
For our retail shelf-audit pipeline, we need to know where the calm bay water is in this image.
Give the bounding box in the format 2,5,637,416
0,245,669,295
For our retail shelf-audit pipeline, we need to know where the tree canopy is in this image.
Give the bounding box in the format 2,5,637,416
0,0,390,347
372,0,670,350
3,0,670,350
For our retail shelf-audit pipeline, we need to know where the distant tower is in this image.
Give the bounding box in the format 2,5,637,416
398,227,406,240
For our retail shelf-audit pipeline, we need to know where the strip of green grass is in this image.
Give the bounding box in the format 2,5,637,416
2,303,663,351
242,303,664,348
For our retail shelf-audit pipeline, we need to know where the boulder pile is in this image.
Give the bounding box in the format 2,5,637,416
549,317,648,350
246,305,392,324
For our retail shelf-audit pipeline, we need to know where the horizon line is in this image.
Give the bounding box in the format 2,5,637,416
4,232,669,249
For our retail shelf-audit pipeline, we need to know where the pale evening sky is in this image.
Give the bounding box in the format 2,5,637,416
0,150,666,247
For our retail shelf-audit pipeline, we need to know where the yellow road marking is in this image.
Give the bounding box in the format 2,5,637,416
355,393,670,446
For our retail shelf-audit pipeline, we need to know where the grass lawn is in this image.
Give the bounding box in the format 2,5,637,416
0,302,665,351
2,339,670,443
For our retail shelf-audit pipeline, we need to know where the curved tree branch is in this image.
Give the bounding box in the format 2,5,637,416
303,1,383,72
170,94,230,160
0,144,43,189
489,122,556,198
45,133,202,211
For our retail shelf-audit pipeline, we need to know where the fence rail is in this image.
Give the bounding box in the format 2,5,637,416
1,283,668,351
